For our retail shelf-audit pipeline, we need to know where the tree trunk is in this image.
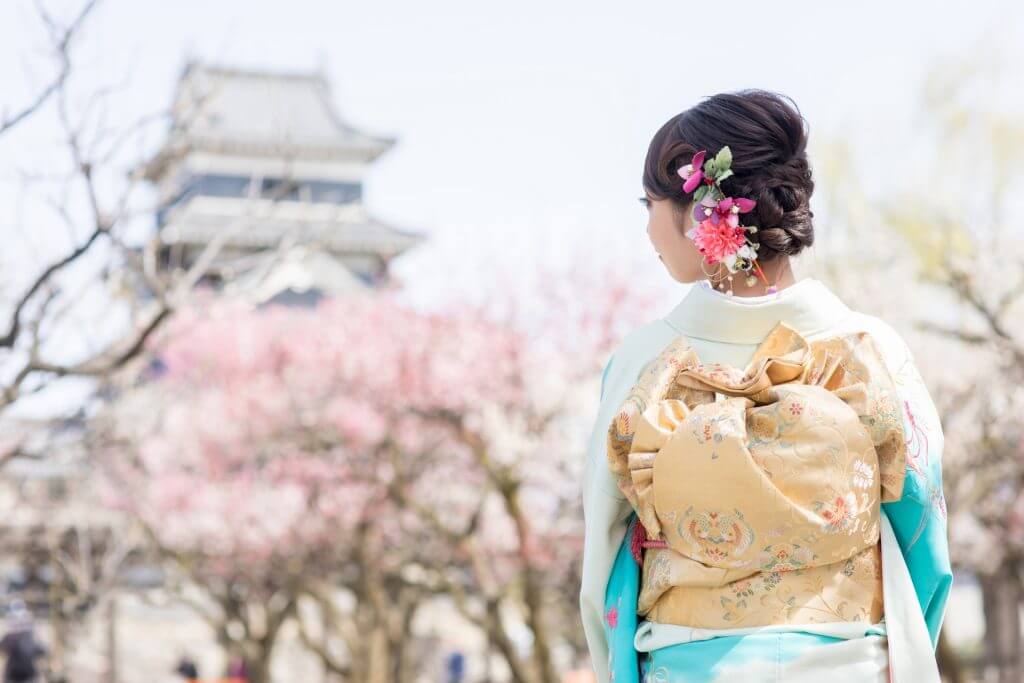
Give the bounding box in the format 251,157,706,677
47,572,67,683
980,568,1022,683
936,629,963,683
245,654,271,683
106,594,119,683
366,625,389,683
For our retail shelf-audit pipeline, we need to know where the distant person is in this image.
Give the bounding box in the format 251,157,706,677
445,650,465,683
0,601,45,683
174,655,199,681
227,655,248,681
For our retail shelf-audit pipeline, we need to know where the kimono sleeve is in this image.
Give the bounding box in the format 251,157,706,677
580,352,635,682
879,341,953,649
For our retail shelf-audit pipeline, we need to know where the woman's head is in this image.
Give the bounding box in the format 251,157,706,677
642,89,815,285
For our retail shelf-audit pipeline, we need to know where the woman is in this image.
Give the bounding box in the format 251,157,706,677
579,90,952,683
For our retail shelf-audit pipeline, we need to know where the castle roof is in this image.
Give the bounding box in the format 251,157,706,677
145,63,396,179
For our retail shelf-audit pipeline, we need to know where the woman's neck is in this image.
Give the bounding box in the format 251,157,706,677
706,257,796,297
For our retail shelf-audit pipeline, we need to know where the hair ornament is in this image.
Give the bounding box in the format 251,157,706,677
677,146,775,295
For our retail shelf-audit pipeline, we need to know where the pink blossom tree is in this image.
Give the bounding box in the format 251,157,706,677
95,263,658,683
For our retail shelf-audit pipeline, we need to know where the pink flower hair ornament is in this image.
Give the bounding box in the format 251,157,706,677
677,146,774,294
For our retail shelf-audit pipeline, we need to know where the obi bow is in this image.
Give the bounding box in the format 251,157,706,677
606,321,908,627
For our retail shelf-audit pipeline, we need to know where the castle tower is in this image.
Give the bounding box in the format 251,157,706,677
142,63,424,304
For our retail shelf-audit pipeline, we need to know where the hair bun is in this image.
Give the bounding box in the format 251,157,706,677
643,89,817,262
738,156,815,257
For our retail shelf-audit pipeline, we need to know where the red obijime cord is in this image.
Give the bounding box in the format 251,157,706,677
629,516,667,565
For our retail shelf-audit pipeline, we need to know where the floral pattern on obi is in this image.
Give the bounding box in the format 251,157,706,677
606,321,905,628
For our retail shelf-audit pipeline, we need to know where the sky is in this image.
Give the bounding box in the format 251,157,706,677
2,0,1023,289
0,0,1021,414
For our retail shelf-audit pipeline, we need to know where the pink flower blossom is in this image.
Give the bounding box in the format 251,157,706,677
686,219,747,264
677,150,707,193
692,195,758,227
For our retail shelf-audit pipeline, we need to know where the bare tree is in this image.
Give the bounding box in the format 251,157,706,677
0,6,321,682
0,0,303,417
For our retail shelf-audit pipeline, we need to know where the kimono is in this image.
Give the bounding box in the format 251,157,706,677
580,278,952,683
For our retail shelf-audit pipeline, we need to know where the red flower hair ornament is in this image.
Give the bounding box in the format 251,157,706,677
677,146,775,294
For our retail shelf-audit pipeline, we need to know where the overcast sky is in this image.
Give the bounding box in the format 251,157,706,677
1,0,1021,305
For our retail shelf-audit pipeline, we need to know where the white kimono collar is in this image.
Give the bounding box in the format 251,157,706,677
662,277,854,345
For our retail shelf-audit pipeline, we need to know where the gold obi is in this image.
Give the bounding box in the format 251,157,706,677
607,321,907,628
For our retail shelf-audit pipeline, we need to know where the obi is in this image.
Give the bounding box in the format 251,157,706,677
606,321,907,628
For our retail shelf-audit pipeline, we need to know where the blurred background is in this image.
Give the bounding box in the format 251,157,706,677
0,1,1022,681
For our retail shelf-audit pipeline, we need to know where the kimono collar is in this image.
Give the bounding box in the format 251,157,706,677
663,277,853,345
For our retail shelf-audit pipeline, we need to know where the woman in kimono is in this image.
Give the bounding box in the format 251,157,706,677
579,90,952,683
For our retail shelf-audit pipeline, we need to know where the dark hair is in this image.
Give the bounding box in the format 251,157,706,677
643,89,815,261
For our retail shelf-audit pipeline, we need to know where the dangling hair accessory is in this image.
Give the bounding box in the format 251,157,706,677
677,146,776,295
